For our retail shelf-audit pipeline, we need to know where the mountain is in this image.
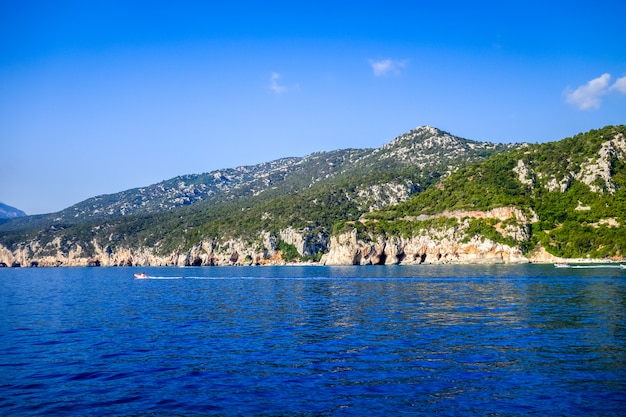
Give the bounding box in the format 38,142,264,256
0,203,26,219
329,124,626,264
5,125,622,267
3,126,512,229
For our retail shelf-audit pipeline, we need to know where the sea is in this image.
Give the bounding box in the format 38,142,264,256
1,264,625,416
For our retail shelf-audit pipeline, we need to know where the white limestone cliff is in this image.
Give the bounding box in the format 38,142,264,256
320,230,528,266
0,227,323,268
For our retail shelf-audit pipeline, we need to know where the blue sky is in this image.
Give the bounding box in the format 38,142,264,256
2,1,625,215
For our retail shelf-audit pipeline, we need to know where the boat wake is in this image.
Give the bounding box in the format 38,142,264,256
137,276,185,279
570,265,624,269
135,276,259,280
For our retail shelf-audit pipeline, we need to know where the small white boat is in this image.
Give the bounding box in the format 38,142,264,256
134,272,149,279
554,263,570,268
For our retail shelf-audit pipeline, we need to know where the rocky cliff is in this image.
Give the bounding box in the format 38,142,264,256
0,227,527,268
320,231,528,265
0,226,329,268
321,207,531,266
0,207,532,267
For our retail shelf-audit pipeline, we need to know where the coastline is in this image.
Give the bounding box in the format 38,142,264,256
1,257,623,268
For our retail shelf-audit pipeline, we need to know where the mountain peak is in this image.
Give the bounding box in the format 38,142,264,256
384,126,456,148
372,126,513,170
413,125,439,134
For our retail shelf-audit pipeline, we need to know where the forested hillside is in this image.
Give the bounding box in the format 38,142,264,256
361,125,626,260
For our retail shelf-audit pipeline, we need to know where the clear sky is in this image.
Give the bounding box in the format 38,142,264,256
2,1,625,215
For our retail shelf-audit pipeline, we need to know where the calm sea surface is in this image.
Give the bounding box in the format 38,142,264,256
1,265,625,416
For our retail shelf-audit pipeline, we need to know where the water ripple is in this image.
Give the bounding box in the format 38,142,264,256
1,265,625,416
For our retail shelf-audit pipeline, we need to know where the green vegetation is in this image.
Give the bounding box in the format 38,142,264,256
369,153,531,218
356,217,459,239
276,240,300,262
363,125,626,258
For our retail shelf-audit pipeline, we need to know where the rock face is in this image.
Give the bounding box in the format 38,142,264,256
575,133,626,193
321,224,529,266
320,206,539,266
0,211,531,267
0,228,324,268
518,132,626,194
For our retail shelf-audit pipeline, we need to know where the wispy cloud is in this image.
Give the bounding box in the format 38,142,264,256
369,58,407,76
269,72,287,94
565,73,626,110
610,75,626,94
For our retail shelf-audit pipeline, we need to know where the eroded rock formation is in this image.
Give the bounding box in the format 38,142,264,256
320,229,528,266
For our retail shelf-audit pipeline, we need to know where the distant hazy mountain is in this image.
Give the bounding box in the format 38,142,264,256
0,203,26,219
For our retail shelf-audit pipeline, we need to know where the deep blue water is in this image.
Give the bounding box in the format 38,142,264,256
1,264,625,416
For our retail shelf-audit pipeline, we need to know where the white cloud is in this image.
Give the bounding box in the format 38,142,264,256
269,72,287,94
369,58,407,76
565,73,626,110
610,75,626,94
565,73,611,110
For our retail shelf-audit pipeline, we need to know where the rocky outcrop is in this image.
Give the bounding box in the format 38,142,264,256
321,206,537,265
0,228,323,268
526,131,626,194
356,181,419,212
512,159,534,187
320,229,528,266
279,227,328,257
575,133,626,193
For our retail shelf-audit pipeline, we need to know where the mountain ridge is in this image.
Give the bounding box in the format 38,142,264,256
1,125,513,229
